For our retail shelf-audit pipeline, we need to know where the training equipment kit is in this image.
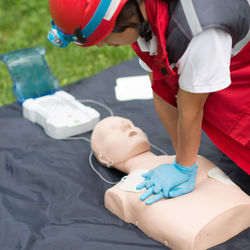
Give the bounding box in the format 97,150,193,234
22,90,100,139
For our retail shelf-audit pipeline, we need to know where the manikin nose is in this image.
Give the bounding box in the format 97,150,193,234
122,120,138,137
128,130,138,137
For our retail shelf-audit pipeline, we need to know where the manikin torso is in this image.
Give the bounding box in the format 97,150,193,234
91,116,250,250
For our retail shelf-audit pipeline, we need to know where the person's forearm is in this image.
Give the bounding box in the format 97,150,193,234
176,88,209,167
149,72,179,151
153,91,178,151
176,109,203,166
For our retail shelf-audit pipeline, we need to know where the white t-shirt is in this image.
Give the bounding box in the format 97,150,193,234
138,28,232,93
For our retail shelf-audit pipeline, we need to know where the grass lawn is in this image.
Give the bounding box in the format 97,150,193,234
0,0,136,106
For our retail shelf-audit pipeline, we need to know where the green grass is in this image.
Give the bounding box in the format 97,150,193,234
0,0,136,106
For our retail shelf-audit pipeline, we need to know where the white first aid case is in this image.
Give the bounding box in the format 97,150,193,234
22,90,100,139
115,75,153,101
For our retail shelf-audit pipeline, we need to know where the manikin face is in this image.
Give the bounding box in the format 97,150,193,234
91,116,150,165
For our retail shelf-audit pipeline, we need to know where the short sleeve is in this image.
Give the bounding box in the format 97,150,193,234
176,28,232,93
139,58,152,72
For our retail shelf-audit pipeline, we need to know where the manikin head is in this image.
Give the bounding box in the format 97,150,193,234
91,116,150,167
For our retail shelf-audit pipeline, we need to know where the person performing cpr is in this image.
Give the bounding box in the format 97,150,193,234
48,0,250,203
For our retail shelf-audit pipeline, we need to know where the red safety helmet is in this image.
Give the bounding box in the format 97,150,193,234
49,0,128,47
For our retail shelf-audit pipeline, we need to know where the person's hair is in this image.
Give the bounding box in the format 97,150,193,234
114,0,172,29
115,0,144,28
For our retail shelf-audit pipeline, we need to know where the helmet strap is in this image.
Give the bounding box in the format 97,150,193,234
74,27,87,44
131,0,152,41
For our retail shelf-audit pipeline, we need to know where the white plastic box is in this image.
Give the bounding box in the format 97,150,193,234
22,90,100,139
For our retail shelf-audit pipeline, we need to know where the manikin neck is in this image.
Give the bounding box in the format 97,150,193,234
115,151,157,174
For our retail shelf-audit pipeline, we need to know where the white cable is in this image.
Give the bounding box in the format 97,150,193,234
63,136,91,143
150,142,168,155
42,97,167,184
77,99,114,116
58,98,117,184
65,136,118,184
89,150,118,185
64,136,168,186
87,141,167,185
78,100,168,155
67,138,167,185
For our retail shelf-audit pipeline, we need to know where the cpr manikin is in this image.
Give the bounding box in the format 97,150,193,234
91,117,250,250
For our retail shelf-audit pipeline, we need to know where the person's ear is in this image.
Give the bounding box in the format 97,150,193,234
98,153,113,168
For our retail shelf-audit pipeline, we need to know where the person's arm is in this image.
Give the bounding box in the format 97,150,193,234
153,91,178,152
176,89,209,166
138,29,232,203
149,71,209,167
137,74,202,204
174,29,231,166
137,87,207,203
152,87,209,167
148,72,179,151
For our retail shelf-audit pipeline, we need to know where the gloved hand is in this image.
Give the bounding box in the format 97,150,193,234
136,159,198,205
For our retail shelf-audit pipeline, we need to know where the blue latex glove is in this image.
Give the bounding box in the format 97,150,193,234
136,159,198,205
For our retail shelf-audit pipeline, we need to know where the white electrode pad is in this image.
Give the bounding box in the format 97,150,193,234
208,167,237,186
22,90,100,139
120,169,148,192
115,75,153,101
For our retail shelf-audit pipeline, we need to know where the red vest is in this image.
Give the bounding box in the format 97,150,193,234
131,0,250,173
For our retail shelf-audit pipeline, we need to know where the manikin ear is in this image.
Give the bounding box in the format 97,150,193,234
97,152,113,168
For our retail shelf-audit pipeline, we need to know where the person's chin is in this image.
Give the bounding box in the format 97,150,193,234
107,44,120,47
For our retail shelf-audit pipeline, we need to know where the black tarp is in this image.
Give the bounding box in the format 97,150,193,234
0,58,249,250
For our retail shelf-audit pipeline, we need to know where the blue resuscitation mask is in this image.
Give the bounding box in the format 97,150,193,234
47,20,79,48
